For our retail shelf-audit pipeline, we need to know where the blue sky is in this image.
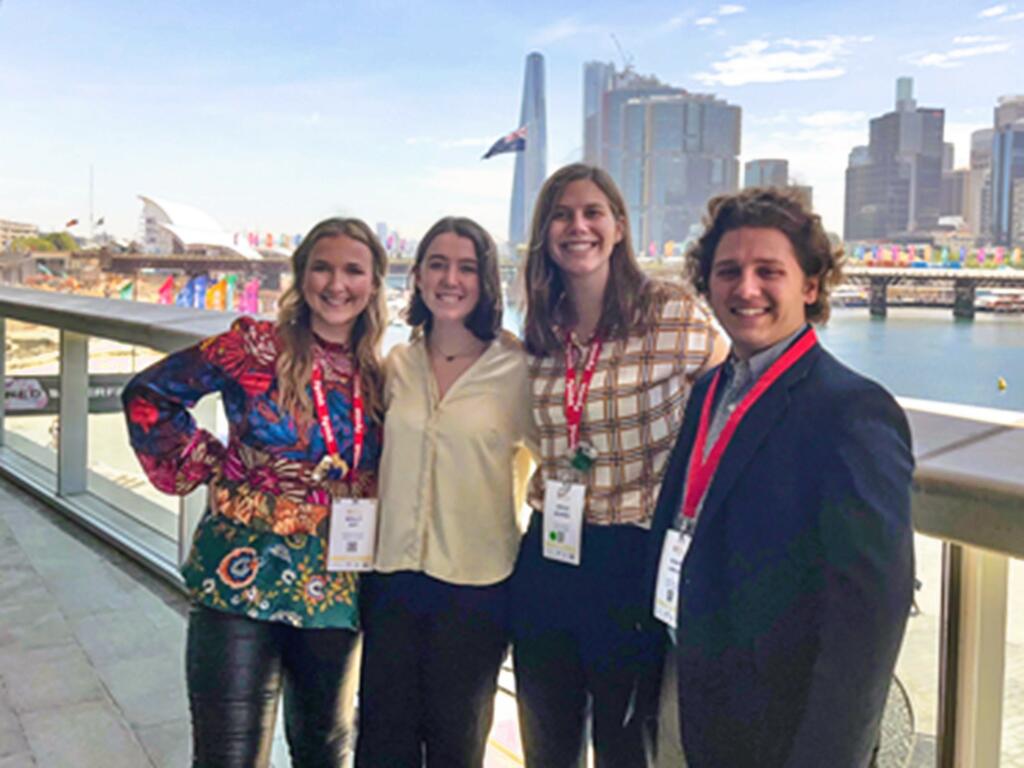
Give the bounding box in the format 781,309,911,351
1,0,1021,244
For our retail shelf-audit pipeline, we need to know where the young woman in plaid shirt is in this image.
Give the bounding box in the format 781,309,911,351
511,164,727,767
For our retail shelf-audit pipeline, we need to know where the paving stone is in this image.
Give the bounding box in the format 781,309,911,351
0,753,36,767
70,609,178,668
95,650,186,728
1,644,106,714
135,719,190,768
21,700,151,768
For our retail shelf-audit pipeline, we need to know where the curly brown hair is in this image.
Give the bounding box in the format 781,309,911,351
405,216,502,341
276,217,387,424
685,186,843,323
522,163,668,356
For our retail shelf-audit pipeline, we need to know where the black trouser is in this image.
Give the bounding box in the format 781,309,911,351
355,571,509,768
186,603,360,768
510,513,659,768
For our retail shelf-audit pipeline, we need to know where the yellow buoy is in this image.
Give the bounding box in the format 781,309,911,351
997,376,1007,391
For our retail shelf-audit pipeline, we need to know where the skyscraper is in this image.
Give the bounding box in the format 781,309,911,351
583,62,740,252
744,159,789,188
844,77,944,240
967,128,994,239
990,95,1024,245
508,53,547,252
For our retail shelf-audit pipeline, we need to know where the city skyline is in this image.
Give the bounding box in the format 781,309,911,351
2,0,1022,244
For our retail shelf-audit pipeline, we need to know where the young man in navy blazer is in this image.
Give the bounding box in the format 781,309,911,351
646,187,915,767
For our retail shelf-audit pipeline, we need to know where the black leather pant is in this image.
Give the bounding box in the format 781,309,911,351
186,603,360,768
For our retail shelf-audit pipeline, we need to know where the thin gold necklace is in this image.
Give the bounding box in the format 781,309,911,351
428,337,485,363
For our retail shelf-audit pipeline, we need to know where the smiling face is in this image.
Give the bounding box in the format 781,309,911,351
300,234,375,345
414,231,481,327
708,226,819,360
546,178,624,287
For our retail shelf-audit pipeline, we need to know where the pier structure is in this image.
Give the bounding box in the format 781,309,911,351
844,267,1024,319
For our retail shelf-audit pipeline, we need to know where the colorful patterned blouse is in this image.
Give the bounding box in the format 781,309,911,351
122,316,381,629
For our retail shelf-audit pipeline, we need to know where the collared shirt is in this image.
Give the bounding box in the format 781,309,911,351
376,332,539,585
703,325,809,457
527,283,719,528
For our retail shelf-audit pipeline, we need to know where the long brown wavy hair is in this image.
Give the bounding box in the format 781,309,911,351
522,163,666,356
276,217,388,424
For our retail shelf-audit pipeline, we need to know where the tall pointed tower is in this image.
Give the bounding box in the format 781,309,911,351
509,52,547,255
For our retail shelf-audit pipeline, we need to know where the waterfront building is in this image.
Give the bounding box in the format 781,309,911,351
943,142,955,173
0,218,39,249
508,52,547,254
583,61,740,252
990,96,1024,246
844,78,944,241
744,159,789,188
941,169,968,217
968,128,994,240
792,184,813,209
137,195,262,260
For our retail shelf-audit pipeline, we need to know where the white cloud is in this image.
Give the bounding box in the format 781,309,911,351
797,110,867,128
908,40,1011,68
694,36,864,86
695,16,718,26
529,17,595,45
1006,10,1024,18
718,4,746,14
665,14,687,29
979,3,1009,16
952,34,1001,43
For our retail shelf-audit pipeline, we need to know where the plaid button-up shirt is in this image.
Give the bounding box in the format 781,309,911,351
527,283,719,528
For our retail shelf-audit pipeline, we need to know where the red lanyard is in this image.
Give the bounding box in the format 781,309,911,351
679,329,818,525
564,335,603,452
310,364,363,482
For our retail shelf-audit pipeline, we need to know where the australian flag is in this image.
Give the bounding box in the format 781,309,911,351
482,126,527,159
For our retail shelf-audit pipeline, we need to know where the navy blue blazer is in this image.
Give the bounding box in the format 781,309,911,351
646,335,915,767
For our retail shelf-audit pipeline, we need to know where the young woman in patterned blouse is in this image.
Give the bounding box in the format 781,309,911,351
122,218,387,767
512,164,727,766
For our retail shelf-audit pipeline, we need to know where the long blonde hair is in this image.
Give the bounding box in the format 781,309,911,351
276,218,387,424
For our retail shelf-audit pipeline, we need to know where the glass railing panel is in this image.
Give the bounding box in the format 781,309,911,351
891,533,942,764
84,339,223,547
1002,557,1024,766
3,320,60,478
85,340,177,539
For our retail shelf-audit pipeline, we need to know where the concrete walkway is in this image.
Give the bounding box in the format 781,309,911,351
0,480,525,768
0,480,191,767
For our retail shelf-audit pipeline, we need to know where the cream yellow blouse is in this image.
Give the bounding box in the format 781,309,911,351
375,331,539,585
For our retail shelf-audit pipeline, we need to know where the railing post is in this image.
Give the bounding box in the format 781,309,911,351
937,542,1009,768
57,330,88,495
0,317,6,446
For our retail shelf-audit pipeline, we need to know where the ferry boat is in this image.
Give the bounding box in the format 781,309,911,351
975,288,1024,313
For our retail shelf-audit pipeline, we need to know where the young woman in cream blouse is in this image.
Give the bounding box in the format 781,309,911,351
355,216,538,768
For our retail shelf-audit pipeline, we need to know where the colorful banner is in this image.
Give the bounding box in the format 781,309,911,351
157,275,175,305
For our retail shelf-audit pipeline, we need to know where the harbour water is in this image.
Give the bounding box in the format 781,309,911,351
384,304,1024,414
818,308,1024,413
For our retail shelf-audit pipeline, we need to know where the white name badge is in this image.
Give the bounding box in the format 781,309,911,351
653,529,691,629
542,479,585,566
327,498,378,572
